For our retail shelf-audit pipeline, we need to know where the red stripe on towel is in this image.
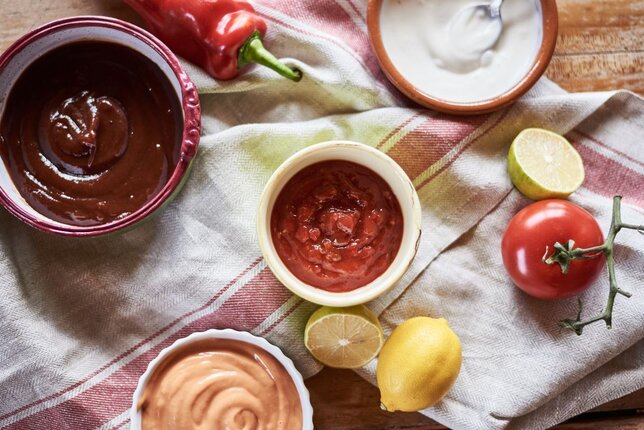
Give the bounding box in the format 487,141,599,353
415,110,510,190
387,114,489,179
6,269,293,430
0,257,264,422
257,0,406,103
575,142,644,208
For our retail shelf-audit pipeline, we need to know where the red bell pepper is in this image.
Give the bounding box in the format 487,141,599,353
123,0,302,81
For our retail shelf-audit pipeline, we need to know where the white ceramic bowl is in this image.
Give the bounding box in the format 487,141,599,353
257,141,422,307
130,329,313,429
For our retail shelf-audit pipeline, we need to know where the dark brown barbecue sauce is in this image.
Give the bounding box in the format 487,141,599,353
0,41,181,226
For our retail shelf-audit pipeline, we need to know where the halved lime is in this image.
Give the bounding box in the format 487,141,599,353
304,305,384,369
508,128,585,200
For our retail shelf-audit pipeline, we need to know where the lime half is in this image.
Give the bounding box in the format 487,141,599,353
304,305,384,369
508,128,585,200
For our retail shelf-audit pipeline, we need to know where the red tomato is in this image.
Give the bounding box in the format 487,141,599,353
501,200,605,300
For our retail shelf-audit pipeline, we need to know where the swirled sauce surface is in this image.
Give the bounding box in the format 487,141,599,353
0,42,180,226
138,339,303,430
271,160,403,292
380,0,542,103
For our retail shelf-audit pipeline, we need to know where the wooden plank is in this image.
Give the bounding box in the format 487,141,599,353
307,368,644,429
555,414,644,430
555,27,644,54
0,0,139,53
554,0,644,27
306,368,440,429
544,0,644,94
547,53,644,94
592,390,644,413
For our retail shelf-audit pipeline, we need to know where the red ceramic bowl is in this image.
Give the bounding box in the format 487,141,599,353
0,16,201,236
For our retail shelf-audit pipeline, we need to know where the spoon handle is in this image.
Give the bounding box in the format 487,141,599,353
490,0,504,17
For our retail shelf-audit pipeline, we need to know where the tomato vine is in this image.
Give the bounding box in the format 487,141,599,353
543,196,644,335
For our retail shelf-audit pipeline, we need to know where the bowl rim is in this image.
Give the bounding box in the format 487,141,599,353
0,16,201,236
366,0,558,115
257,140,422,307
129,328,314,430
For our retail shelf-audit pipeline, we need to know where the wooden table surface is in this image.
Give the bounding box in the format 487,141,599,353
1,1,642,429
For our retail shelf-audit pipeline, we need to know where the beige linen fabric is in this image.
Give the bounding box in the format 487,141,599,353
0,1,642,429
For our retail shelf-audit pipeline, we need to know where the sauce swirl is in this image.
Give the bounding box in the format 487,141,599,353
0,42,180,226
271,160,403,292
138,339,303,430
379,0,542,103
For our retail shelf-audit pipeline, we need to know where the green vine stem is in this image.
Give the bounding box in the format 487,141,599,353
542,196,644,335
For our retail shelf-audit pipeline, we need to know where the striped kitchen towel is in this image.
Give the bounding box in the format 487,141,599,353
0,1,642,429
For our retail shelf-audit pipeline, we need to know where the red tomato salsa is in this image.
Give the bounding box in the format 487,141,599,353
270,160,404,292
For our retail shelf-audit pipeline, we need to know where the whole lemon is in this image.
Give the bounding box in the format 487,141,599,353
377,317,462,412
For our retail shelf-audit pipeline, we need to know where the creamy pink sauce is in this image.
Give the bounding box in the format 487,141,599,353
138,339,303,430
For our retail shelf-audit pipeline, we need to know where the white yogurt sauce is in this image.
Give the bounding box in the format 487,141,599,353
380,0,542,103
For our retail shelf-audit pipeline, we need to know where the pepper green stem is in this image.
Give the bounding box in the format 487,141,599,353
544,196,643,335
238,31,302,82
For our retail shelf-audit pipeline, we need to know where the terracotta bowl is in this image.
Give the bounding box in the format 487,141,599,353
0,16,201,236
367,0,558,115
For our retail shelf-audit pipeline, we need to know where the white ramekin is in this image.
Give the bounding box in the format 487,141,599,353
257,140,422,307
130,329,313,429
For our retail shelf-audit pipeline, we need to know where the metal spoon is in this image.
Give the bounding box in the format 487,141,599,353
448,0,505,57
